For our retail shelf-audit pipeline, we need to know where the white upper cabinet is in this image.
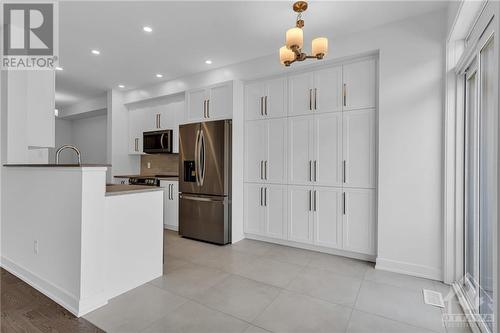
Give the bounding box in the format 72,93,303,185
313,113,343,187
245,77,286,120
245,118,286,184
313,66,343,114
314,187,343,248
288,72,313,116
186,88,207,122
342,188,376,255
288,115,313,185
343,58,376,111
187,81,233,122
128,109,146,154
288,66,342,116
208,82,232,120
343,109,376,188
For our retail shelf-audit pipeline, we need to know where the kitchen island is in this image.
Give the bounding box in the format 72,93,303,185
1,165,164,316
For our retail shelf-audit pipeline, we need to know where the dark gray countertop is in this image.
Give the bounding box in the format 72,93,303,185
105,184,163,196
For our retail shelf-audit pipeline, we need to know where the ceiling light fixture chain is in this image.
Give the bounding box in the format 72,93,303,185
279,1,328,67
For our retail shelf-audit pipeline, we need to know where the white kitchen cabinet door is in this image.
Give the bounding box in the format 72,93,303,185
264,77,286,118
313,187,342,249
343,59,376,111
27,70,55,148
245,120,266,182
313,113,342,186
208,82,232,120
288,72,314,116
245,81,265,121
263,185,287,239
265,118,286,184
187,88,207,122
313,66,343,114
162,181,179,230
128,110,145,154
160,101,184,153
343,109,376,188
288,186,313,244
342,188,376,255
244,183,264,235
288,116,313,185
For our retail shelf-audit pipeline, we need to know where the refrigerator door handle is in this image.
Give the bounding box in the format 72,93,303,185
194,129,201,186
199,130,206,186
179,194,224,202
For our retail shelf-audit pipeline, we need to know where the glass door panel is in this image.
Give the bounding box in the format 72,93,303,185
478,37,495,331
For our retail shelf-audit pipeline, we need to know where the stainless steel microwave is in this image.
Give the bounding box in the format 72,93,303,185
143,130,173,154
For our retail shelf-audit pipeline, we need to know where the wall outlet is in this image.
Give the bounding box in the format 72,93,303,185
34,240,39,254
147,162,151,169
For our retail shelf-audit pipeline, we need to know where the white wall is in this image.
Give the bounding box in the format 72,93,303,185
50,115,107,165
117,9,447,279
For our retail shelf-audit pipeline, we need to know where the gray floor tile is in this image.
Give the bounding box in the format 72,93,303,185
232,257,303,288
287,267,362,305
355,280,446,333
243,325,272,333
150,262,229,298
347,310,436,333
163,255,192,274
265,245,314,266
253,290,352,333
84,283,187,333
142,300,249,333
364,268,440,292
230,239,277,256
195,274,280,322
308,252,371,278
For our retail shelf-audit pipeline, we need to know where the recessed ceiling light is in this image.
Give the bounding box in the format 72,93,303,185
156,73,163,78
91,49,100,55
54,109,59,117
143,26,153,33
55,66,63,71
118,84,125,88
205,60,212,64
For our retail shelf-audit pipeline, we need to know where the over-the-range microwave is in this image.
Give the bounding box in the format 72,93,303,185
143,129,173,154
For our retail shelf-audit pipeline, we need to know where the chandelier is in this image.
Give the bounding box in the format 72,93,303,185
279,1,328,67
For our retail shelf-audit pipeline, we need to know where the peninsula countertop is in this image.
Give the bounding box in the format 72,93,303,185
114,174,179,180
105,184,163,196
4,164,111,167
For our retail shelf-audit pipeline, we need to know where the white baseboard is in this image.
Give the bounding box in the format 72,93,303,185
245,233,376,262
376,257,442,281
164,224,178,231
1,256,80,315
1,256,108,317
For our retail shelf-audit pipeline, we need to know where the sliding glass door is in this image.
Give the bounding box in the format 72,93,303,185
463,32,496,332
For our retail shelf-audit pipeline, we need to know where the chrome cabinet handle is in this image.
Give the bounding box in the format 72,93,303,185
207,99,210,118
343,192,346,215
170,184,173,200
314,160,317,182
260,187,263,206
314,88,317,110
309,89,312,110
260,161,263,180
203,100,207,118
314,190,317,211
343,84,347,107
343,160,346,183
265,96,268,115
260,97,263,116
264,187,267,206
309,190,312,211
309,160,312,181
264,160,267,180
158,114,161,128
135,138,139,152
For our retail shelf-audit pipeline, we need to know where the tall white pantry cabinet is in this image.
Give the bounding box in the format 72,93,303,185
244,56,377,258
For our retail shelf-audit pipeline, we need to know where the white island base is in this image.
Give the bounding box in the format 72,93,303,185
1,166,163,316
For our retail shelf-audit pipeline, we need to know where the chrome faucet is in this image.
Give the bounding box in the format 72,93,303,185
55,145,82,165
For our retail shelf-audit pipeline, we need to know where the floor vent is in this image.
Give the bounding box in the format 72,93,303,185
423,289,445,308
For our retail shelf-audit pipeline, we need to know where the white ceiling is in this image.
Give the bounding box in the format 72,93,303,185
56,1,448,108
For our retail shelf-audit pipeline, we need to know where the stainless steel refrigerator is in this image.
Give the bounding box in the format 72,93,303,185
178,120,232,245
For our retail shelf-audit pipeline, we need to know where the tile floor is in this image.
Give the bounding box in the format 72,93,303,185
84,230,472,333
